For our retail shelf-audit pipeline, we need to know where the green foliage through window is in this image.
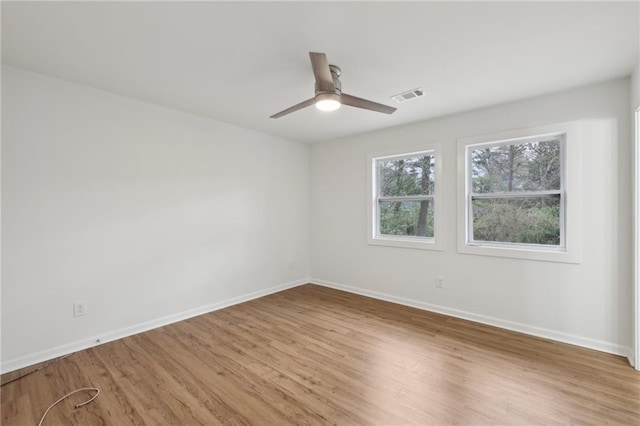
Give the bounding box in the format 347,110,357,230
468,136,564,247
379,156,434,196
472,197,560,245
471,139,561,193
380,200,434,238
376,153,435,239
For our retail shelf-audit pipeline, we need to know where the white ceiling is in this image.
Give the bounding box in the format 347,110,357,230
2,1,639,144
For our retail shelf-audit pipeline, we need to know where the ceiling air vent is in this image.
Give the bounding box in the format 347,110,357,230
391,88,424,103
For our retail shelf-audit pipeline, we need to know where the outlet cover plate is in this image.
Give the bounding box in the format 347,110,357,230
74,301,87,317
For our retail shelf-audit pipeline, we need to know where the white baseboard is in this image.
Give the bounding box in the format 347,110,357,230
3,277,633,374
1,279,308,374
310,278,633,361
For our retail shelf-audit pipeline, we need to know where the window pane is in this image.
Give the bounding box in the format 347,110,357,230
472,195,560,246
471,139,561,193
378,155,434,196
472,196,560,245
379,200,434,238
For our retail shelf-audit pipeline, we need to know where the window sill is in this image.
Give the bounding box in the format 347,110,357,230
368,236,443,251
458,243,580,263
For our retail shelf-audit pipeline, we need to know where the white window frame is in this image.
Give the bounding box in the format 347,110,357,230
457,122,583,263
368,145,442,251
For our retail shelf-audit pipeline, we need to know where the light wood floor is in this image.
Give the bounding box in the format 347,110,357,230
2,284,639,425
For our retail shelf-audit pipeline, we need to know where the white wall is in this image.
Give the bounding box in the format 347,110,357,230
2,65,634,373
310,78,632,356
632,64,640,111
1,66,310,371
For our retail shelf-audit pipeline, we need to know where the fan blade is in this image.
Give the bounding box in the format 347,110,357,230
309,52,335,92
341,93,397,114
270,98,315,119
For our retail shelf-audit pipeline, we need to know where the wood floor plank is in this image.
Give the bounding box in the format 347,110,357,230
2,284,639,425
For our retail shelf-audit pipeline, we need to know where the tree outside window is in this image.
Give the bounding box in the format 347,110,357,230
376,152,435,239
467,135,564,247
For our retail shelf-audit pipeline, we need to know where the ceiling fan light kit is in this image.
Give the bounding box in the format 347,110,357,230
270,52,397,119
314,93,341,111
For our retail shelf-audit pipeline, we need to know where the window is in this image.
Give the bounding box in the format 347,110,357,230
457,122,583,263
467,134,565,247
368,147,442,250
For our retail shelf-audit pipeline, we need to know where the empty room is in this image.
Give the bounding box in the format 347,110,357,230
2,1,640,425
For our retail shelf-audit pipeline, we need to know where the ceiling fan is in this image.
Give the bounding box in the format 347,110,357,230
270,52,397,119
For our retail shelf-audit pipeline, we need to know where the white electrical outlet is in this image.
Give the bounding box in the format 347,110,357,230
74,301,87,317
436,276,445,289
